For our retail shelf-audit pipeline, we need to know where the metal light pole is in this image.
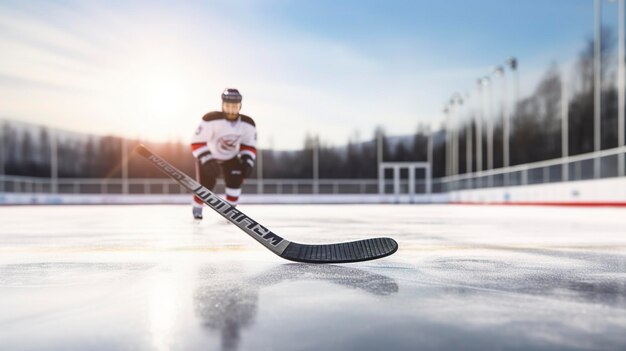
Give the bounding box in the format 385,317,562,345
449,95,461,176
377,129,383,165
497,66,508,157
618,0,625,177
51,130,58,194
451,100,458,176
122,138,129,195
377,129,384,194
493,65,507,185
427,129,433,194
562,78,570,181
594,0,602,178
453,94,464,176
476,79,484,174
0,121,4,193
313,135,319,194
466,121,473,175
446,103,452,177
506,57,518,174
484,76,494,186
444,105,451,177
427,129,433,169
465,95,473,175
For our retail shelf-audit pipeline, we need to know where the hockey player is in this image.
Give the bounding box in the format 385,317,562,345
190,88,257,220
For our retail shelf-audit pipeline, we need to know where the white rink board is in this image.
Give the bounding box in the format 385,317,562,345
2,177,626,205
449,177,626,204
0,192,449,205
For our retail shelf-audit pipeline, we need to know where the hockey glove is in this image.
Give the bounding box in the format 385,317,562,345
240,155,255,178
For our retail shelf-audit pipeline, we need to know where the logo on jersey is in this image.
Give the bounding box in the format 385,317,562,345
217,134,241,154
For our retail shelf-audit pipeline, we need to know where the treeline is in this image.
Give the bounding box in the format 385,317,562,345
1,28,623,180
0,123,430,179
0,128,196,179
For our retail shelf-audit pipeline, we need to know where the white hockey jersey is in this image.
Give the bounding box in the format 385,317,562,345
190,112,257,162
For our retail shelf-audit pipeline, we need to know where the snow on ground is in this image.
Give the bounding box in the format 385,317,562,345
1,204,625,350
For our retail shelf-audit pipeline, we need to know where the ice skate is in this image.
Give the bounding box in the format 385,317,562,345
192,206,203,220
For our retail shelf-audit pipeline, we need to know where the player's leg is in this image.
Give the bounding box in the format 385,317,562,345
222,157,244,206
192,160,219,219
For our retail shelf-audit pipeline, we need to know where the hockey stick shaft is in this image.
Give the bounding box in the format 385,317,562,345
135,144,291,255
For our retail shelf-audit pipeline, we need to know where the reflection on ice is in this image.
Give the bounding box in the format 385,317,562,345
194,264,398,351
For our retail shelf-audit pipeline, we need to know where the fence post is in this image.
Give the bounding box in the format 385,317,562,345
378,164,384,194
393,166,400,196
313,137,319,194
409,166,415,203
51,130,58,194
426,166,432,194
122,138,129,195
0,122,4,193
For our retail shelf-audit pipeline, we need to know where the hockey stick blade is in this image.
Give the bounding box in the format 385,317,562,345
135,144,398,263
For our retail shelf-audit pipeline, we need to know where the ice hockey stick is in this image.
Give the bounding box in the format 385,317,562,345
136,144,398,263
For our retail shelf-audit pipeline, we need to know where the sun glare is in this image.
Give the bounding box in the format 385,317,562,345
138,65,187,120
117,48,194,141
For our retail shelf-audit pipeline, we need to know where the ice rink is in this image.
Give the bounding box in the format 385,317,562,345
1,204,625,351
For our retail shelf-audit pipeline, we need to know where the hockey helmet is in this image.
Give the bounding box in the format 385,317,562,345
221,88,242,103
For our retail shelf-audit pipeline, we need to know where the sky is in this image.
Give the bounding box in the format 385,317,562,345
0,0,618,149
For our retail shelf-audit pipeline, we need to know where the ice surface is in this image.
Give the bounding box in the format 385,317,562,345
1,204,625,350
